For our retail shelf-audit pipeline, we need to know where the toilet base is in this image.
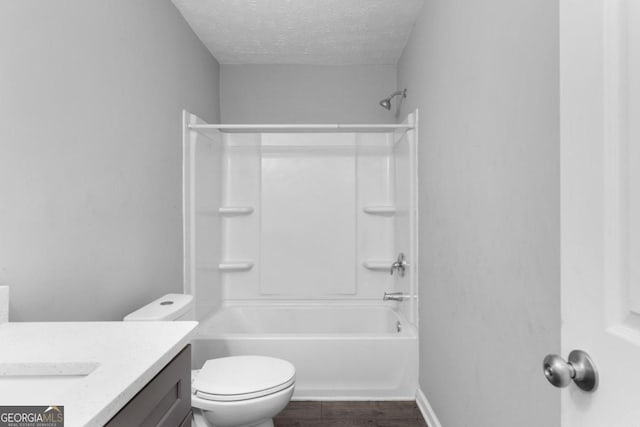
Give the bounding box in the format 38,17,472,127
191,381,294,427
192,409,274,427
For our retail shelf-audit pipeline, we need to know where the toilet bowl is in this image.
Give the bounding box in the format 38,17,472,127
124,294,296,427
191,356,295,427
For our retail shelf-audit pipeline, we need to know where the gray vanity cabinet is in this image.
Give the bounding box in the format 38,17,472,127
106,345,192,427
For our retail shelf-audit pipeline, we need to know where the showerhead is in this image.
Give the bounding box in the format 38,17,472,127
379,98,392,110
379,89,407,110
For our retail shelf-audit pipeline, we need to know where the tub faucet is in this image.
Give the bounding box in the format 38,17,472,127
383,291,410,301
390,253,407,277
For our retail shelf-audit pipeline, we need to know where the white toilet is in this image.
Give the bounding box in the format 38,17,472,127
124,294,295,427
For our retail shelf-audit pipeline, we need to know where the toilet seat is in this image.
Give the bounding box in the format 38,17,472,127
193,356,296,402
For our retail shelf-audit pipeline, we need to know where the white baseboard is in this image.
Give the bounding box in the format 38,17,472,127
416,388,442,427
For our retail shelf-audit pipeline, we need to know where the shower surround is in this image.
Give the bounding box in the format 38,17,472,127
182,111,418,399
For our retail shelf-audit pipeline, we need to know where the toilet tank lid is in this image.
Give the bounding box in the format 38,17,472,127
123,293,193,321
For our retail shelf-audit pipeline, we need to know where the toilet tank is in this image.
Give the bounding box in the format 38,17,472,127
124,293,195,321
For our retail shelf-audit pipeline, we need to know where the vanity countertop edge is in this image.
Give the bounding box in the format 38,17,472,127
0,321,198,426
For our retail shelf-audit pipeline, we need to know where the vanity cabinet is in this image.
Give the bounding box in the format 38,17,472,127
106,345,191,427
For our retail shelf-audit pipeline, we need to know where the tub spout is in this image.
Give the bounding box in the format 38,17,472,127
383,292,410,301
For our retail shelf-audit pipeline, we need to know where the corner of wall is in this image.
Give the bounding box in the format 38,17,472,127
416,388,443,427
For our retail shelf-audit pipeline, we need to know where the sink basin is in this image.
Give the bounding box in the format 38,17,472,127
0,362,101,400
0,361,100,378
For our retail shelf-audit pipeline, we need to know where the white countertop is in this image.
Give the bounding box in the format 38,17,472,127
0,321,197,426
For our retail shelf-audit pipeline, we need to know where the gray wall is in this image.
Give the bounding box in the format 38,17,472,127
397,0,560,426
0,0,220,321
220,65,397,124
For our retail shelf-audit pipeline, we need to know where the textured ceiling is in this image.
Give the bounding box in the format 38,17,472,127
171,0,424,65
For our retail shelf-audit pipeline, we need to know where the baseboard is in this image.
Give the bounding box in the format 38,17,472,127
415,388,442,427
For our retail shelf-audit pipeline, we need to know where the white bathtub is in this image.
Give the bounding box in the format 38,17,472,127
191,303,418,400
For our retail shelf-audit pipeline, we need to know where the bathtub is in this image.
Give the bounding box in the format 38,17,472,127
191,303,418,400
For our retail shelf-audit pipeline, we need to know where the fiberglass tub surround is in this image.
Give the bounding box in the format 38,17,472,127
183,111,419,400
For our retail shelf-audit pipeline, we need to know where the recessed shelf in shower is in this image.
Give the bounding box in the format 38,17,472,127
362,260,394,271
218,261,255,272
218,206,254,216
362,206,396,216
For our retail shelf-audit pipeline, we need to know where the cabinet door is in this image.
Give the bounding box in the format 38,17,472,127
106,345,191,427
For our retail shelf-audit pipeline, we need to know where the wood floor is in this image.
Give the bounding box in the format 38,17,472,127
273,401,428,427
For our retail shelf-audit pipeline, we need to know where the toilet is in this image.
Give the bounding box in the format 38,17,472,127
124,294,295,427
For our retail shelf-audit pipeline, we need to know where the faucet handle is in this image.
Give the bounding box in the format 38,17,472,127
390,262,398,275
390,253,407,277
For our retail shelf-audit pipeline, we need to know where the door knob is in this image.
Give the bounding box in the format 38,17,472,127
542,350,598,392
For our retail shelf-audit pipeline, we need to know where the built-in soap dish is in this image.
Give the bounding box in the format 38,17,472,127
362,206,396,216
362,260,393,271
218,261,254,272
218,207,254,216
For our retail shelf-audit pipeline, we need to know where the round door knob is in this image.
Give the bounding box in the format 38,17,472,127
542,354,573,387
542,350,598,392
543,354,573,388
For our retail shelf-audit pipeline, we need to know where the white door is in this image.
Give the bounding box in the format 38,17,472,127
560,0,640,425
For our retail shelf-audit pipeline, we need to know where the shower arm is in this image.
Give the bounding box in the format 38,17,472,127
388,89,406,99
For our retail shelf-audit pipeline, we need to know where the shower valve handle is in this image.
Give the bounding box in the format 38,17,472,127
390,253,407,277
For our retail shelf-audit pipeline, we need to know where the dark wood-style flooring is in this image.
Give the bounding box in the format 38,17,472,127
274,401,428,427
